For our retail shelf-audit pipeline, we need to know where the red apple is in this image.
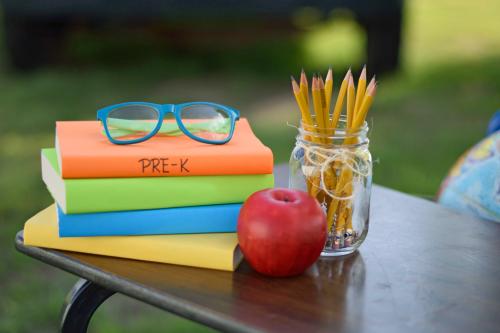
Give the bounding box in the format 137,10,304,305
237,188,327,277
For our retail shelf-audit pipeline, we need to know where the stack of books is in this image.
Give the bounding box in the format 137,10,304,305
23,118,274,271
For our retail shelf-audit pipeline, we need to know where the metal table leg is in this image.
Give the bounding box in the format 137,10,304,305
60,279,115,333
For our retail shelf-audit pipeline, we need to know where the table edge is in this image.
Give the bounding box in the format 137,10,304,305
14,231,261,333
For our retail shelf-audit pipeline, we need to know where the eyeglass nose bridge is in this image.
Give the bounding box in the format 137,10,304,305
160,104,176,114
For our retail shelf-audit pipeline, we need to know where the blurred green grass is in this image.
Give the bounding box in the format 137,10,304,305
1,0,499,332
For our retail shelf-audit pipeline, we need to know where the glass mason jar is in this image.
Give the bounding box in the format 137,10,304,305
289,116,372,256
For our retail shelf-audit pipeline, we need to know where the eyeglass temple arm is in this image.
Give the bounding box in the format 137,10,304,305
96,109,106,120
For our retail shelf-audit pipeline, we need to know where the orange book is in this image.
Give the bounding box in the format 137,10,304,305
56,118,273,178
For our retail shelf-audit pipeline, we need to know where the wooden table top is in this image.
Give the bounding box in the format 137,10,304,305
15,166,500,333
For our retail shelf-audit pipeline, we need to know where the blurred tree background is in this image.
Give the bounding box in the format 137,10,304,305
0,0,499,332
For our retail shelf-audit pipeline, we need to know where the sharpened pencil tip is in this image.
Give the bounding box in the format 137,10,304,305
360,65,366,79
366,79,377,95
368,76,376,87
343,69,351,81
326,68,333,82
299,70,308,88
291,78,300,93
346,68,352,79
318,76,325,88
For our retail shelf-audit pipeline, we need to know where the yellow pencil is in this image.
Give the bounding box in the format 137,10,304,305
330,69,350,130
294,74,322,198
311,75,328,197
344,208,353,247
291,76,314,128
318,75,329,130
346,74,355,128
344,68,367,239
353,65,367,119
334,201,348,249
325,68,333,121
353,77,376,129
312,76,325,131
300,69,309,106
326,69,349,230
326,191,340,231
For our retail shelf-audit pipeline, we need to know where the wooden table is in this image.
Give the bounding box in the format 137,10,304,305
15,166,500,333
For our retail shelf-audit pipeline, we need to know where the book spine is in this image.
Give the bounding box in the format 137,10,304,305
64,174,274,213
58,204,241,237
62,151,274,178
24,205,239,271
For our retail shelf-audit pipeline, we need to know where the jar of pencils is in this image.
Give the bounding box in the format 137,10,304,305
289,116,372,256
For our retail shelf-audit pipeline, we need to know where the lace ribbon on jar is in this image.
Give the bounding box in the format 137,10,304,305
295,141,372,201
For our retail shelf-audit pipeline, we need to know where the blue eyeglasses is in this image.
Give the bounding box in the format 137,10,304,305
97,102,240,145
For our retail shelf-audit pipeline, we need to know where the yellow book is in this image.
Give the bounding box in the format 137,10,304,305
23,205,243,271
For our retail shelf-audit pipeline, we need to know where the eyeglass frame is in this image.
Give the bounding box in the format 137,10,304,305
97,101,240,145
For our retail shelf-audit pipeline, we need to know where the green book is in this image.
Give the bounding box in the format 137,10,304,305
41,149,274,214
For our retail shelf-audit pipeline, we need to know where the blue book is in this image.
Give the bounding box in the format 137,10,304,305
57,203,241,237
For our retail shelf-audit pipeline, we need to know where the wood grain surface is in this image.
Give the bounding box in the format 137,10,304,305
15,166,500,333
